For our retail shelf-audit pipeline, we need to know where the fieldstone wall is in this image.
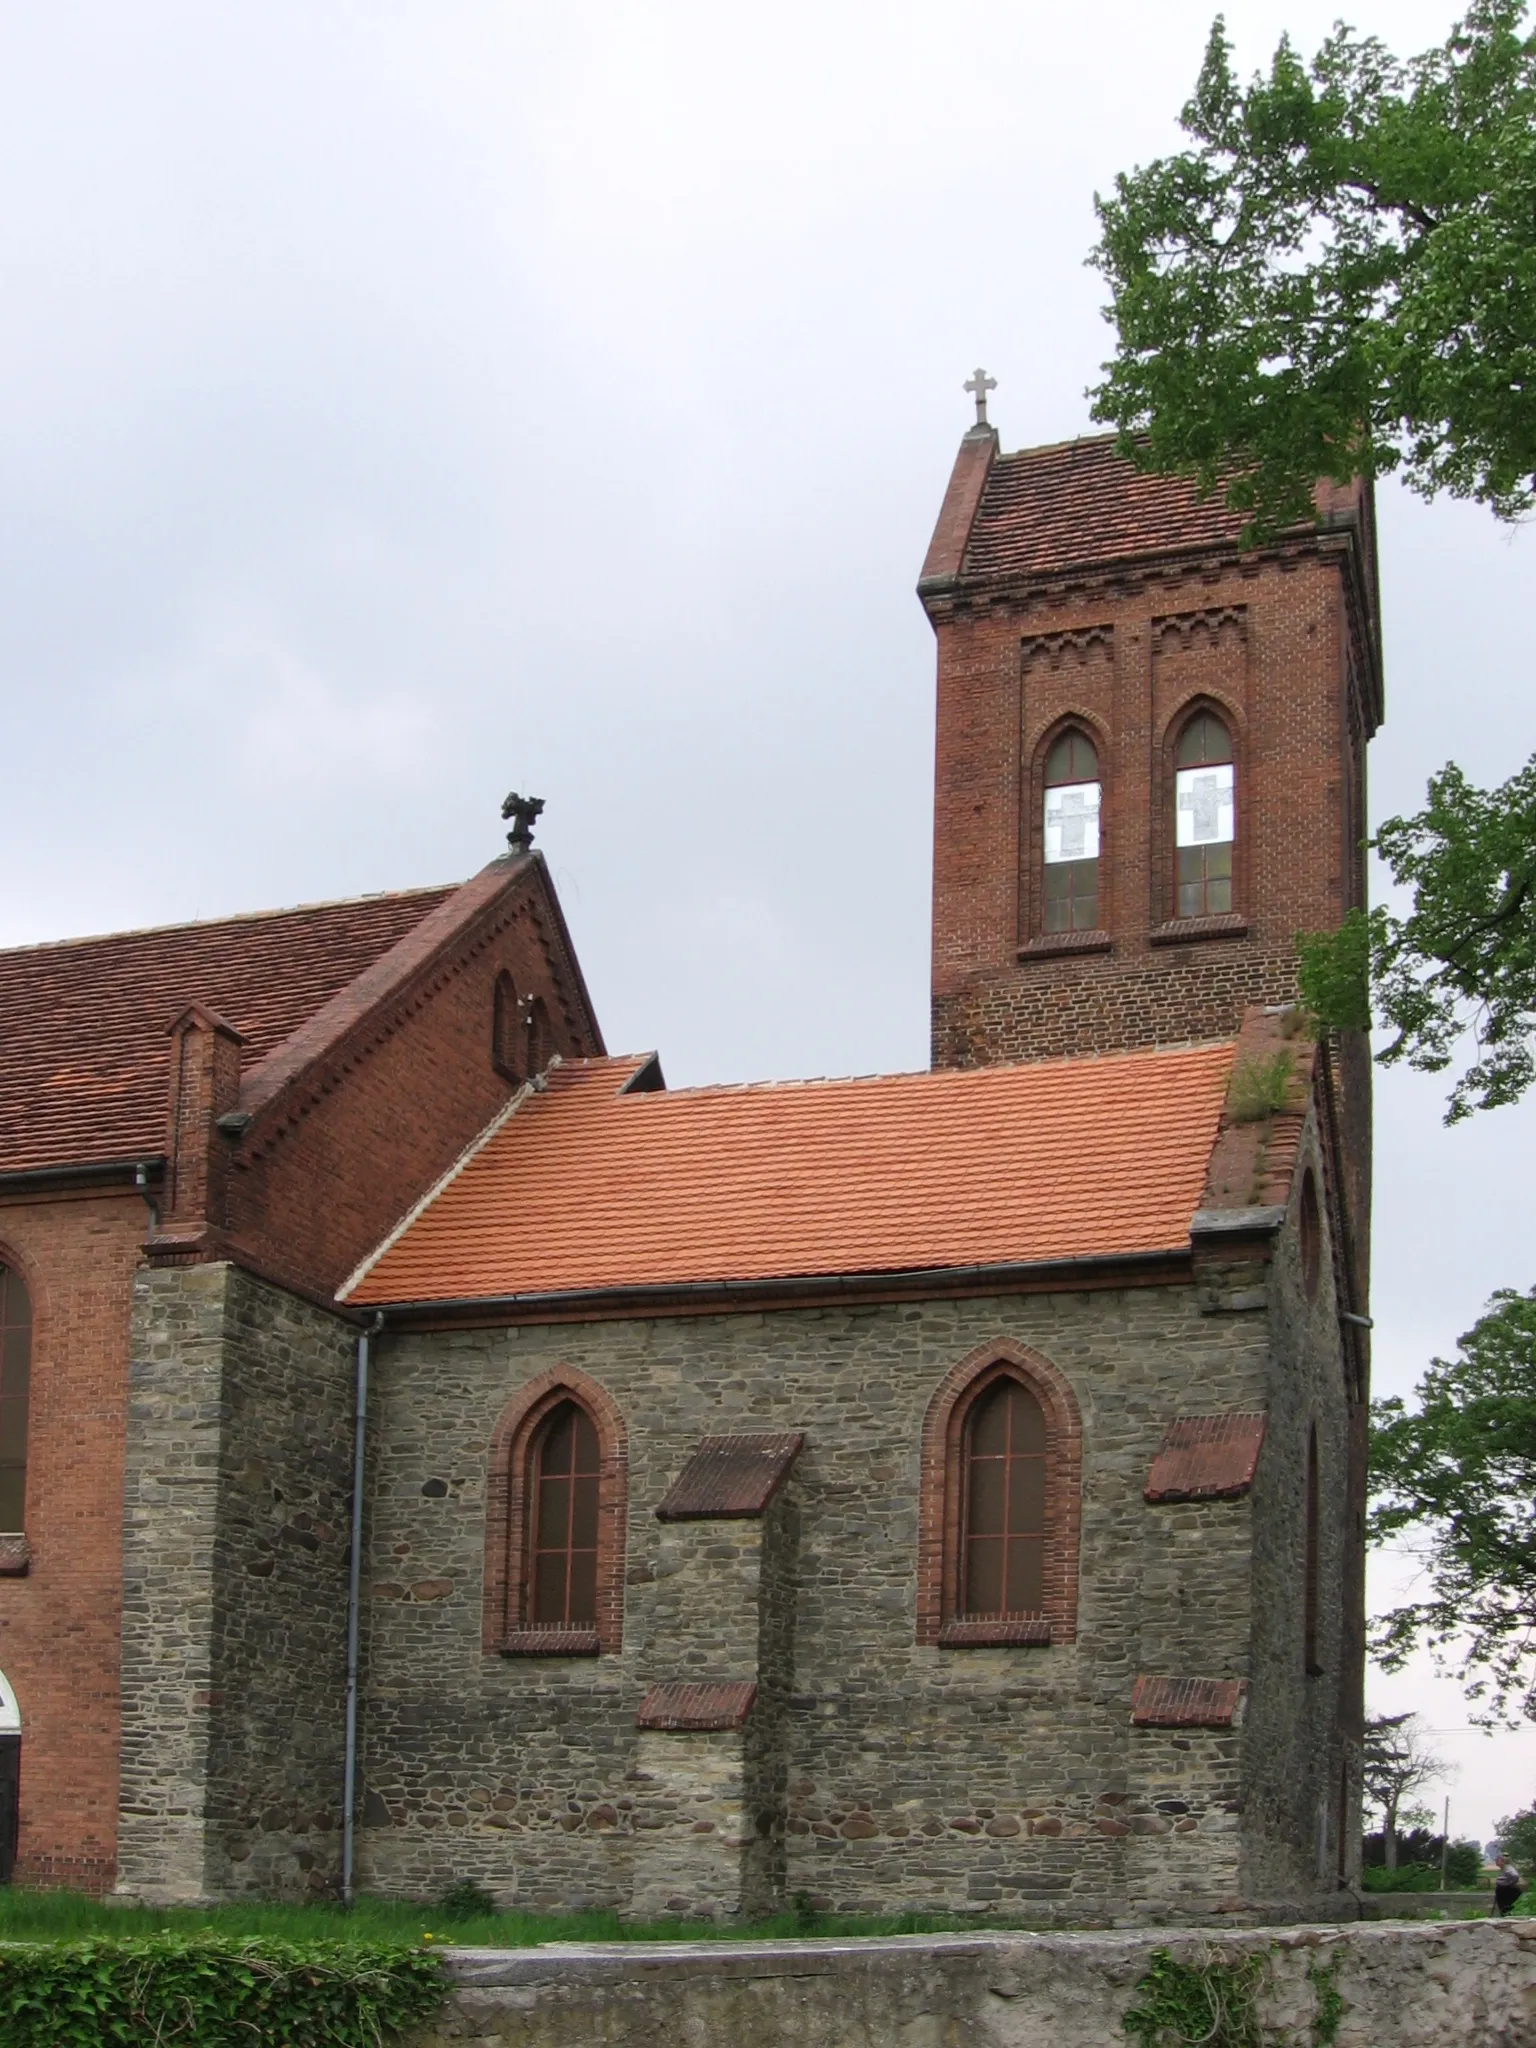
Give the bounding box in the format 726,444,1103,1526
358,1239,1350,1921
119,1263,355,1902
409,1920,1536,2048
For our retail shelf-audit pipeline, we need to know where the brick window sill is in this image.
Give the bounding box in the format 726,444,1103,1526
502,1628,601,1658
1016,930,1112,961
938,1617,1053,1648
1149,913,1249,947
0,1535,30,1577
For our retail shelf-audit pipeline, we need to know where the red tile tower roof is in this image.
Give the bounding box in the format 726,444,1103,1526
345,1039,1236,1307
0,889,452,1174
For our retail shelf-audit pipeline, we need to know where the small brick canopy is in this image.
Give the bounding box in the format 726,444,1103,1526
916,1338,1082,1648
482,1365,627,1657
1143,1415,1266,1503
655,1433,804,1521
636,1680,757,1732
1131,1675,1247,1728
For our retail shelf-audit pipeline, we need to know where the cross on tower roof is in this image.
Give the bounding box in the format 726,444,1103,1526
964,366,997,426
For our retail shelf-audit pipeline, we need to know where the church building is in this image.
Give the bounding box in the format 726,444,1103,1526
0,408,1380,1922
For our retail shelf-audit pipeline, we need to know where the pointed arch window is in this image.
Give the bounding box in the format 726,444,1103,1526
525,995,551,1077
1174,711,1235,917
1043,729,1101,933
485,1367,627,1658
961,1377,1047,1618
0,1267,30,1534
529,1400,600,1629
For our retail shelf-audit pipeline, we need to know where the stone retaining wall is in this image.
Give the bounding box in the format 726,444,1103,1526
410,1920,1536,2047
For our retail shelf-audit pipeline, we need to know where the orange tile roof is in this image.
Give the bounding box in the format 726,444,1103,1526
346,1040,1235,1307
0,889,452,1174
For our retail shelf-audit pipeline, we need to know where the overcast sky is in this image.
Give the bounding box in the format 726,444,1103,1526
3,1,1533,1840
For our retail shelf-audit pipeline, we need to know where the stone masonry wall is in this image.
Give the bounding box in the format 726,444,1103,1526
408,1921,1536,2048
357,1278,1330,1921
119,1263,355,1901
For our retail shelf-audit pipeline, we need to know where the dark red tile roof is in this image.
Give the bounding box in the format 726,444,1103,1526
1143,1415,1267,1504
656,1434,805,1521
1131,1675,1247,1729
961,435,1249,584
0,889,453,1174
636,1680,758,1732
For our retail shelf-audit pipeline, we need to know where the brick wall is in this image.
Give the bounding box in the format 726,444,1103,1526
927,552,1372,1069
355,1260,1349,1923
0,1191,145,1891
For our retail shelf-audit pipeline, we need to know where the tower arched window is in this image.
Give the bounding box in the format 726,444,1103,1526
1174,711,1235,917
528,1400,600,1629
525,996,551,1077
961,1376,1047,1617
0,1266,31,1534
1043,729,1101,933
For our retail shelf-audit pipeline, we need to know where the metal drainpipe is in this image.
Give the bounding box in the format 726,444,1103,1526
342,1311,384,1906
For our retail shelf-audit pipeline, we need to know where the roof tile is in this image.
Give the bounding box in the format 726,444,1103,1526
1144,1415,1267,1504
636,1680,758,1732
656,1435,805,1521
347,1039,1234,1305
1131,1675,1247,1729
0,890,452,1174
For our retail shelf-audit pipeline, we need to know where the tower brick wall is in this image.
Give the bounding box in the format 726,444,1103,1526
920,433,1381,1076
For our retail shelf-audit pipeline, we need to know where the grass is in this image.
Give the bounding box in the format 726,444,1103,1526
0,1889,1029,1950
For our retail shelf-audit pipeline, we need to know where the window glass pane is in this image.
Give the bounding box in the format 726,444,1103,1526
0,1468,22,1532
567,1549,597,1626
1008,1456,1047,1536
535,1476,569,1550
572,1409,600,1476
1176,712,1231,768
569,1474,598,1551
540,1407,575,1477
1175,763,1235,848
968,1457,1006,1536
0,1270,30,1338
1004,1535,1045,1614
1007,1383,1047,1454
964,1538,1003,1616
970,1386,1010,1456
1044,781,1100,865
532,1552,568,1623
1,1331,28,1400
1071,874,1097,931
1046,731,1098,785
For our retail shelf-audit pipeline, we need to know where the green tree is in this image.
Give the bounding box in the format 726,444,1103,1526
1296,755,1536,1123
1089,0,1536,531
1495,1802,1536,1862
1371,1287,1536,1721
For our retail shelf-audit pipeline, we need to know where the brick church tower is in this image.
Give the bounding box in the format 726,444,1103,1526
919,414,1381,1280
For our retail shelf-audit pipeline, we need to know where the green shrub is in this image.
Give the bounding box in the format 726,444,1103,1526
1226,1050,1294,1123
437,1881,496,1922
0,1935,444,2047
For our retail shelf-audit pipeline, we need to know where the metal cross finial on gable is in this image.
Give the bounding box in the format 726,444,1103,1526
965,367,997,426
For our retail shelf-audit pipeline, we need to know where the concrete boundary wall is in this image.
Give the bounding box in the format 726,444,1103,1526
411,1920,1536,2047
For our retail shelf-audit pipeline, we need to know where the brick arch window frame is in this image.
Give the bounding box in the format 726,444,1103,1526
917,1338,1083,1647
1022,711,1113,943
0,1246,39,1538
482,1365,627,1657
1154,694,1249,927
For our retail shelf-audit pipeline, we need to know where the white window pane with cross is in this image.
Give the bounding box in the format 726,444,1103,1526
1175,763,1234,847
1044,781,1101,864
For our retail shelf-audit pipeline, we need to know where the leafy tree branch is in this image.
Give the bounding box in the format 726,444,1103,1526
1089,0,1536,531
